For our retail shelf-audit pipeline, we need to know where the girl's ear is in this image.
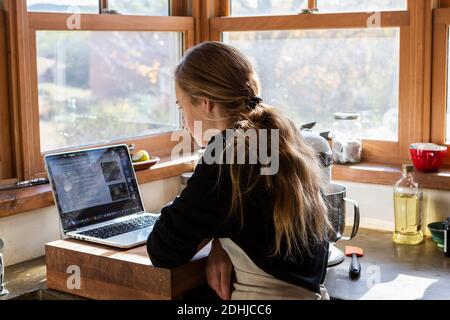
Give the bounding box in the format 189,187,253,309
200,97,214,113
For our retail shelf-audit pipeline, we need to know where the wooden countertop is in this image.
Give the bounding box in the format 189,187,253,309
45,239,211,300
3,229,449,300
325,228,450,300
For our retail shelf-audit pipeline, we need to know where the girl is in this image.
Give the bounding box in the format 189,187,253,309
147,41,330,300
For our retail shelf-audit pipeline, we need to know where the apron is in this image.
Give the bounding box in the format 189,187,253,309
219,238,330,300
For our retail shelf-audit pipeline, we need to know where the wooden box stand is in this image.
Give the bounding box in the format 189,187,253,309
45,239,210,300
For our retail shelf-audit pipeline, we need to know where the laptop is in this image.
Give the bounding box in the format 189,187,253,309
44,144,160,248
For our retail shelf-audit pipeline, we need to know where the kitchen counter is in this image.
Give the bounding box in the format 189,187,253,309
0,256,80,300
2,228,449,300
0,256,46,300
325,228,450,300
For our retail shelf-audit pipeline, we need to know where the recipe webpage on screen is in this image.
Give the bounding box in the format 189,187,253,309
51,152,130,214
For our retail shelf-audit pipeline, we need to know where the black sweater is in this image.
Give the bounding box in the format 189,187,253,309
147,133,329,294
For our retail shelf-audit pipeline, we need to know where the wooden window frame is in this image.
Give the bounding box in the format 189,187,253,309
432,7,450,164
3,0,450,218
3,0,194,181
0,10,13,182
209,0,434,166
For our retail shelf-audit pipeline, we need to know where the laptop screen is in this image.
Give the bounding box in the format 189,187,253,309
45,145,145,232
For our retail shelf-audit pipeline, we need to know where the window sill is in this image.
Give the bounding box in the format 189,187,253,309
332,162,450,190
0,153,200,219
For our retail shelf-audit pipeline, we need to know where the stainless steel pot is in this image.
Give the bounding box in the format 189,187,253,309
325,183,360,243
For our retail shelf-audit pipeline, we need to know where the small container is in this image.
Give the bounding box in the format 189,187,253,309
427,221,446,248
410,143,448,172
132,156,160,171
331,112,363,164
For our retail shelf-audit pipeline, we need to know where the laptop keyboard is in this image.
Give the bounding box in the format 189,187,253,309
78,215,159,239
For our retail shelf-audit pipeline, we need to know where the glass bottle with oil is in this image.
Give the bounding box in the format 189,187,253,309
393,164,423,245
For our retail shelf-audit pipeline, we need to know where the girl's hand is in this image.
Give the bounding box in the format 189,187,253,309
206,239,233,300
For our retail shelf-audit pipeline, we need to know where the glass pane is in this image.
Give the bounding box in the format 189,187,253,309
108,0,169,16
37,31,181,152
231,0,308,16
27,0,98,13
317,0,407,13
224,28,400,141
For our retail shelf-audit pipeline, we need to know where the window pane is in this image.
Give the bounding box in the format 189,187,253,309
108,0,169,16
37,31,181,152
224,28,400,141
27,0,98,13
231,0,307,16
317,0,407,13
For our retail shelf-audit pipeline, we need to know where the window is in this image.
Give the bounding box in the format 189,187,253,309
224,28,400,141
27,0,99,13
2,0,194,180
27,0,171,15
37,31,181,152
108,0,169,16
0,0,441,187
316,0,407,13
212,0,425,165
230,0,307,16
229,0,407,16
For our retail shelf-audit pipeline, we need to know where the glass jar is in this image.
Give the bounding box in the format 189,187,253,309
331,112,362,164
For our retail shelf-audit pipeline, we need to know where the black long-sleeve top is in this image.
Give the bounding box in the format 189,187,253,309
147,132,329,294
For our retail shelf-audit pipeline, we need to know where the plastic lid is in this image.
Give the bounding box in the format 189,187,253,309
334,112,360,120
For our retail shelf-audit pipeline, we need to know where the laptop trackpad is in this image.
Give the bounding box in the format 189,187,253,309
104,227,152,248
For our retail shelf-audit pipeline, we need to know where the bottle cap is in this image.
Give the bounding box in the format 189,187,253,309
402,164,414,173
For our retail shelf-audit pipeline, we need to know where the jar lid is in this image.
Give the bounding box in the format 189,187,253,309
334,112,360,120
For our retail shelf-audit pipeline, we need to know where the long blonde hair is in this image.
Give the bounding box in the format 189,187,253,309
175,41,329,259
